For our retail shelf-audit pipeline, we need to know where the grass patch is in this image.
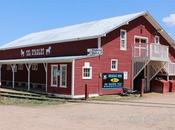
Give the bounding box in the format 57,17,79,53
90,94,141,102
0,96,66,106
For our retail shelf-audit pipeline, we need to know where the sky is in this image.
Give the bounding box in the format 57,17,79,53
0,0,175,45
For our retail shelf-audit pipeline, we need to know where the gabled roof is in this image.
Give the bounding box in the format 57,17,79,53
0,11,175,50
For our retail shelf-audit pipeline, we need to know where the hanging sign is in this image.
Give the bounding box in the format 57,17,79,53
102,73,124,89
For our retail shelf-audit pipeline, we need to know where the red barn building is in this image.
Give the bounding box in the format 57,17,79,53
0,11,175,98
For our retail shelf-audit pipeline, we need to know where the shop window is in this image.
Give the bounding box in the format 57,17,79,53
6,65,11,70
18,64,23,70
60,64,67,88
82,62,92,79
32,64,38,71
120,29,127,50
51,65,58,87
111,59,118,71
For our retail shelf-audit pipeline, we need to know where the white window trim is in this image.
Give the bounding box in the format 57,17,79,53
60,64,67,88
51,64,58,87
134,35,148,44
111,59,118,71
120,29,127,50
124,71,128,80
82,62,92,80
154,35,160,44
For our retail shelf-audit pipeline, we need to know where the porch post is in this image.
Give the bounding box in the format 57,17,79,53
71,60,75,97
43,63,48,92
25,64,31,91
11,64,16,88
0,64,2,87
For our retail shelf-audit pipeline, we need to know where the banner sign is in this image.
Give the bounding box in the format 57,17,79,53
102,73,124,89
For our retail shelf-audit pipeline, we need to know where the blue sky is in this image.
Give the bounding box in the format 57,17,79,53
0,0,175,45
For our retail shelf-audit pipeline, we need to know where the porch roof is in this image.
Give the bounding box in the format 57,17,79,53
0,55,92,64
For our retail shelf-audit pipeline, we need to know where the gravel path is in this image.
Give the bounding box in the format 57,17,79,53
0,93,175,130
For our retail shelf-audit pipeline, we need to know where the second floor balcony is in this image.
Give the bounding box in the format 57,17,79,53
132,43,169,62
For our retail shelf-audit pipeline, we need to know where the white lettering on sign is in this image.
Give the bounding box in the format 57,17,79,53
87,48,103,56
20,46,52,57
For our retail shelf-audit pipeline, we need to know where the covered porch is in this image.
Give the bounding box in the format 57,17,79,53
0,56,83,95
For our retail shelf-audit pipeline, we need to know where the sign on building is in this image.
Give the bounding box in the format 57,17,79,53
102,73,124,89
87,48,103,56
20,46,52,57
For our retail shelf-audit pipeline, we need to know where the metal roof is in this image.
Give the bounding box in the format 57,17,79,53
0,11,174,50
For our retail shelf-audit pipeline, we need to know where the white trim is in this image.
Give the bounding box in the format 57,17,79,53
124,71,128,80
120,29,127,50
111,59,118,71
82,62,92,80
43,63,48,92
0,55,97,64
98,37,101,48
71,60,75,97
72,93,99,99
134,35,149,43
60,64,67,88
51,64,58,87
48,93,99,99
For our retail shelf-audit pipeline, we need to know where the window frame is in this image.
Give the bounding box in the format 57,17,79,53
154,35,160,44
123,71,128,80
60,64,67,88
120,29,127,50
82,62,92,80
32,64,38,71
51,64,58,87
111,59,118,71
18,64,24,70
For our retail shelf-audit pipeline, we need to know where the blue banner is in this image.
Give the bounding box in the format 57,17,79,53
102,73,124,89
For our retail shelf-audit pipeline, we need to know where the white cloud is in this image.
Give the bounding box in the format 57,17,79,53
163,13,175,26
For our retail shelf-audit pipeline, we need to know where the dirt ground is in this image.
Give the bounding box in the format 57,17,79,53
1,93,175,130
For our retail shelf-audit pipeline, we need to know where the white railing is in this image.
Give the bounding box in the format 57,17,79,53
133,43,169,61
165,62,175,75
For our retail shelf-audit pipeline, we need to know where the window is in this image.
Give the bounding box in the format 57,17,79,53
124,71,128,80
155,36,160,44
60,64,67,88
111,59,118,71
120,29,127,50
32,64,38,71
6,65,11,70
82,62,92,79
51,65,58,87
18,64,23,70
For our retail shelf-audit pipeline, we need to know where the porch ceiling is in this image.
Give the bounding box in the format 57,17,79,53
0,55,91,64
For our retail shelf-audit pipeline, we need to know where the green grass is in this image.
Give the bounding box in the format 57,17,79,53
90,94,141,101
0,96,66,106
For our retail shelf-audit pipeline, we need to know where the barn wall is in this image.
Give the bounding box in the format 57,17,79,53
0,39,98,60
74,16,174,96
47,63,72,95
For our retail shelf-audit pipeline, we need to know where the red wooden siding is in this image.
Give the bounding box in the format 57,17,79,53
0,39,98,60
47,63,72,95
74,16,175,96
